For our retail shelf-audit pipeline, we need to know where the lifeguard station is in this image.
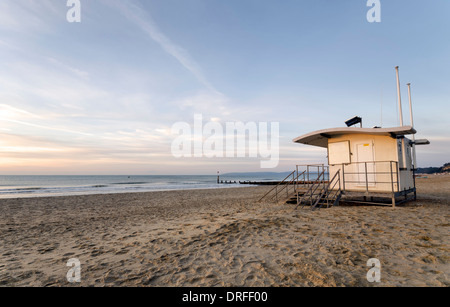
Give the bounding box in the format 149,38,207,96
259,67,430,209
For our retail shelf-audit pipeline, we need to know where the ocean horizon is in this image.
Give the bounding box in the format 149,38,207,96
0,174,290,199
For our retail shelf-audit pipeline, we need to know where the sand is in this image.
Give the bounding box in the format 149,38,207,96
0,174,449,287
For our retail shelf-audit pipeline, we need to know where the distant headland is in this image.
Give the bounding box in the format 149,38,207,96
416,163,450,174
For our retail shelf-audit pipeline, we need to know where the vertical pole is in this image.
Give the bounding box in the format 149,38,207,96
396,161,400,192
390,161,396,207
307,165,310,186
295,171,298,206
395,66,404,126
292,173,297,192
396,66,408,171
319,165,321,184
407,83,417,170
322,164,326,190
342,164,345,191
390,162,395,194
365,162,369,194
287,175,290,198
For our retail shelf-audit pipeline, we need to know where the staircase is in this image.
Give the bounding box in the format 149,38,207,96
258,165,342,210
295,170,342,210
258,170,306,205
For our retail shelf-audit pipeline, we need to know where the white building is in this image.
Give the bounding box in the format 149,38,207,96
259,67,430,208
292,125,429,207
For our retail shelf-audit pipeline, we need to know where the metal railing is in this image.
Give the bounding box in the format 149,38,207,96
313,169,341,209
334,161,400,195
259,164,331,204
258,170,306,203
259,161,402,208
296,168,328,209
296,164,329,187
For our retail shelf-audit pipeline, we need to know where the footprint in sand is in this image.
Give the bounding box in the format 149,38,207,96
115,248,129,255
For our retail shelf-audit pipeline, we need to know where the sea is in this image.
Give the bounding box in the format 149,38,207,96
0,173,291,199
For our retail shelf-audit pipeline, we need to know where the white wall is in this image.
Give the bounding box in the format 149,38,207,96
327,134,405,193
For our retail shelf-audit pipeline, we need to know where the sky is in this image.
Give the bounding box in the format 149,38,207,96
0,0,449,175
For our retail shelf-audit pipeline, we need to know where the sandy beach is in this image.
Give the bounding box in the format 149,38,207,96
0,174,449,287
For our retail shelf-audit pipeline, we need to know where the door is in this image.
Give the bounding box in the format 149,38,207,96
356,142,376,186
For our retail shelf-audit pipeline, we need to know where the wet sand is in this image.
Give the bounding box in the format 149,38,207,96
0,174,449,287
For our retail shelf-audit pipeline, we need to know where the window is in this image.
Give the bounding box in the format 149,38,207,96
328,141,351,165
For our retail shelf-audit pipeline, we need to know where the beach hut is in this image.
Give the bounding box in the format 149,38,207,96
291,67,429,207
293,124,428,206
259,67,430,208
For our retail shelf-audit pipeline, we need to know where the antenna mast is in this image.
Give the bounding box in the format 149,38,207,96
395,66,404,126
407,83,417,169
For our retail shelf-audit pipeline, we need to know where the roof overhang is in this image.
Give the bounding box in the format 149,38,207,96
293,126,417,148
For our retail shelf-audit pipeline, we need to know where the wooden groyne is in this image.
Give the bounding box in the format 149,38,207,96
217,181,329,186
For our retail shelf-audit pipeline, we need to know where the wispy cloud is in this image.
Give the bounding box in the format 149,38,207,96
0,0,61,33
46,57,90,80
0,104,42,119
0,104,93,136
103,0,221,95
2,118,94,137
